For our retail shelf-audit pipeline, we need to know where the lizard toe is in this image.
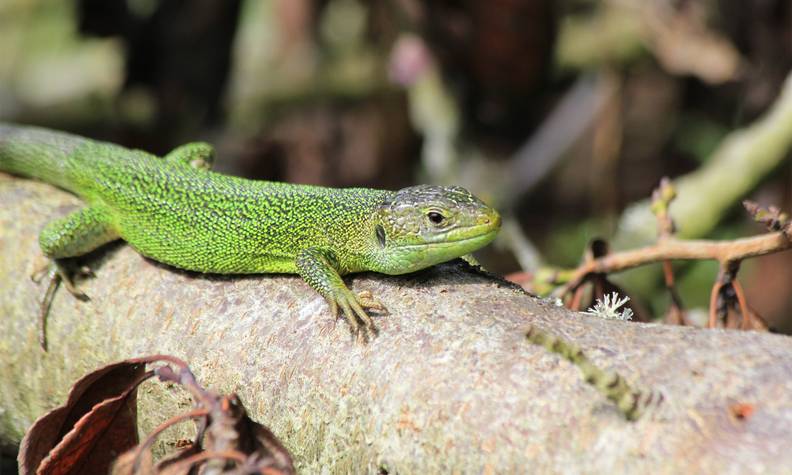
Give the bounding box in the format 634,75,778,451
40,260,91,300
356,290,387,313
30,261,50,283
337,297,362,339
335,291,379,343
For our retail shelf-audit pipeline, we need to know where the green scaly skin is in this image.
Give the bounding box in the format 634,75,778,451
0,124,501,343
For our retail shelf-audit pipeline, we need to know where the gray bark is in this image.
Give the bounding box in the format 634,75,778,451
1,174,792,474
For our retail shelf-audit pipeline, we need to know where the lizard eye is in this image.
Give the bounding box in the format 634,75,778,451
427,211,445,225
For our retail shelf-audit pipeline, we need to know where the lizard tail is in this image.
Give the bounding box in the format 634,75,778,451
0,124,88,193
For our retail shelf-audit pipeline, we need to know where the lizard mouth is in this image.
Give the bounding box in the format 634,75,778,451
393,226,499,250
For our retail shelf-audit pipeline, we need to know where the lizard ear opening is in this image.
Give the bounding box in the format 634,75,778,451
375,224,386,248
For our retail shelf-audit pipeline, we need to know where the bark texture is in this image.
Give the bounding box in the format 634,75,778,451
1,174,792,474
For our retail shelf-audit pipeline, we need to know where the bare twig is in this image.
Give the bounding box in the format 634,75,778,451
554,228,792,299
156,450,248,473
651,178,687,325
731,280,753,330
551,191,788,329
708,277,723,328
661,260,687,325
131,407,210,473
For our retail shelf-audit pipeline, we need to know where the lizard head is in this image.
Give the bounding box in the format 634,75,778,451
369,185,501,274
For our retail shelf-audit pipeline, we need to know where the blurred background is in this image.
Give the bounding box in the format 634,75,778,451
0,0,790,331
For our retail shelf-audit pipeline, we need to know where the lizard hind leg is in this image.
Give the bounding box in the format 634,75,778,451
35,206,119,349
164,142,215,170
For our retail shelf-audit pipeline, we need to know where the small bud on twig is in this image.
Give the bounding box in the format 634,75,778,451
743,200,790,232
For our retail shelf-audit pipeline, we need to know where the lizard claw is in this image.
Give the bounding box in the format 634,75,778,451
57,264,90,301
35,260,92,351
30,261,51,283
329,289,383,344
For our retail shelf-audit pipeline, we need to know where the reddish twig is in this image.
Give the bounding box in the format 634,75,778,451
569,284,586,311
708,278,723,328
131,407,210,473
154,449,248,473
704,262,769,330
652,178,687,325
662,260,687,325
731,280,754,330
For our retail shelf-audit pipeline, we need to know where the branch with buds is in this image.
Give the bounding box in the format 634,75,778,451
530,178,791,330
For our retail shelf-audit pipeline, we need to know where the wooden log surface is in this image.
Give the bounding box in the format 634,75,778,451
1,174,792,474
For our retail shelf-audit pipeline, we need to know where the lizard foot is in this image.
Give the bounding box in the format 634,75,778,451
329,290,385,344
31,261,93,298
33,260,92,350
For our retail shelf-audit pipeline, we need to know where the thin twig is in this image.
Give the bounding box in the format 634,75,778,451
153,449,248,473
131,407,210,473
553,230,792,298
708,279,723,328
731,280,753,330
662,260,686,325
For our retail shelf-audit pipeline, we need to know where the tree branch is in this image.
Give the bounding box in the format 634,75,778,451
557,230,792,294
2,175,792,473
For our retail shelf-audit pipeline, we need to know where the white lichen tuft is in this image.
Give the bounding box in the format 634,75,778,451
585,292,634,321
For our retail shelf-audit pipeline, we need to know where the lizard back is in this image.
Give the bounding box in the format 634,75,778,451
0,125,390,274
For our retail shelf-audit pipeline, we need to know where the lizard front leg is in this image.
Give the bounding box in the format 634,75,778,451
296,247,385,343
34,205,119,349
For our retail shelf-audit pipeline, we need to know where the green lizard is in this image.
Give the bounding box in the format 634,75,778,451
1,124,659,420
0,124,500,343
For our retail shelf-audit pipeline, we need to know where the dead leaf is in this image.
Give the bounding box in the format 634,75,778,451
24,356,294,474
18,359,148,474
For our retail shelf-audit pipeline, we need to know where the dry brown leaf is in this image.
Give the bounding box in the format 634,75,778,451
18,358,148,474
